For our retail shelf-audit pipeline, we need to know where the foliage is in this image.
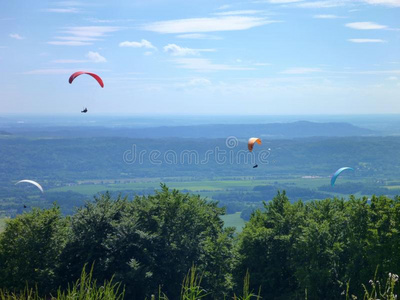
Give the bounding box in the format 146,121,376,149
233,270,261,300
57,186,233,299
158,266,257,300
179,266,209,300
0,205,69,294
235,193,400,300
360,272,400,300
55,264,125,300
0,265,124,300
2,187,400,299
234,191,300,300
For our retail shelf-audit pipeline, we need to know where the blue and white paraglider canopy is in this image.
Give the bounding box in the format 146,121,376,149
331,167,354,187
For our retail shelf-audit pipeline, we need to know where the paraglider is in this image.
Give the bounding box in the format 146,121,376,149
248,138,262,168
68,71,104,88
248,138,262,152
15,180,44,193
69,71,104,113
331,167,354,187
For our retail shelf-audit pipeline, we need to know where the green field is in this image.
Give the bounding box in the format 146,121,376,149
48,177,339,195
221,212,246,233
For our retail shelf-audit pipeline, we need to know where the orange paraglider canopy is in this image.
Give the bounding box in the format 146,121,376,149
69,71,104,88
248,138,262,152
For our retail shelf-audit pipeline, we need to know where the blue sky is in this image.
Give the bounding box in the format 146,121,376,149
1,0,399,115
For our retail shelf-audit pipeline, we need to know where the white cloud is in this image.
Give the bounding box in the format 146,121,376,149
164,44,198,56
9,33,24,40
142,16,278,34
62,26,119,37
214,10,263,16
48,26,119,46
313,14,343,19
280,67,322,74
163,44,215,56
348,38,386,43
297,0,347,8
52,59,88,63
172,58,254,71
56,1,84,6
345,22,387,30
217,4,231,10
23,69,78,75
343,69,400,74
255,0,303,3
54,36,100,41
176,33,221,40
119,39,157,50
387,76,398,80
363,0,400,6
86,51,106,63
47,41,92,46
44,8,80,13
173,77,212,89
86,18,136,23
187,78,212,86
52,51,106,63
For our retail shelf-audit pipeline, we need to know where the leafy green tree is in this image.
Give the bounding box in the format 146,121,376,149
57,192,134,285
234,191,302,299
0,204,68,293
293,198,349,299
235,192,400,299
58,185,233,299
341,195,371,296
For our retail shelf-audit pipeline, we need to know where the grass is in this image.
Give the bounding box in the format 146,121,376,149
48,177,348,196
221,212,246,233
0,264,264,300
0,264,124,300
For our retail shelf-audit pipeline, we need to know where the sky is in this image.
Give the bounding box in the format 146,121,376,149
0,0,399,115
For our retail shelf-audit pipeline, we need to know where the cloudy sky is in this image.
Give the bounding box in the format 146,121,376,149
1,0,399,115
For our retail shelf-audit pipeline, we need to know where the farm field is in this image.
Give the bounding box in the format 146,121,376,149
221,212,246,233
48,177,342,196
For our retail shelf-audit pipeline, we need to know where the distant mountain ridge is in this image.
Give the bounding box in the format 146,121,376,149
5,121,375,138
130,121,374,138
0,130,11,136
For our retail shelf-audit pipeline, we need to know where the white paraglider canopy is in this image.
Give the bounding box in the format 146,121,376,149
16,180,44,193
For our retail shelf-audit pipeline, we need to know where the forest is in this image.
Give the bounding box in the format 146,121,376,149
1,186,400,299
